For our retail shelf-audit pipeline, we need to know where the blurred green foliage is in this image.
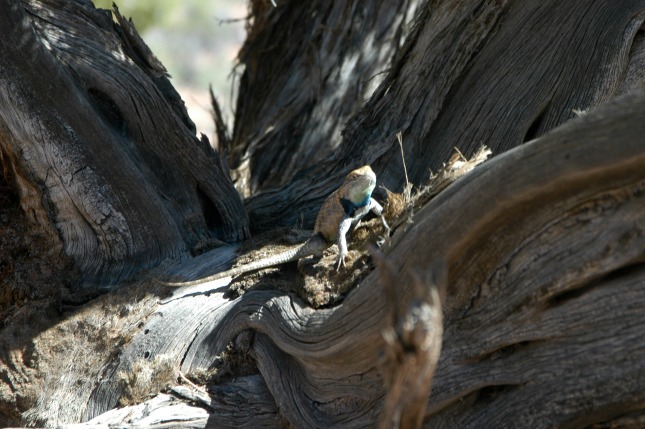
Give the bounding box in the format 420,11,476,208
91,0,234,34
92,0,156,32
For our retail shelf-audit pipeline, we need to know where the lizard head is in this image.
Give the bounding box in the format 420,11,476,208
342,165,376,206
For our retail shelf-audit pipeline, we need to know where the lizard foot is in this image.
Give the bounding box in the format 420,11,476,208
335,254,346,271
381,215,391,234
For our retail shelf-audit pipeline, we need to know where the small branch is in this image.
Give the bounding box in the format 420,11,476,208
396,131,412,201
210,86,232,157
376,254,446,429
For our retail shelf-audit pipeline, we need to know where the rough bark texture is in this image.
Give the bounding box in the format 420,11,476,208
229,0,420,195
399,92,645,427
0,0,248,285
1,0,645,428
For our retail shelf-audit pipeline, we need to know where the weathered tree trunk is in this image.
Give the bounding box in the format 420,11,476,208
228,0,420,195
1,0,645,428
245,0,645,233
0,0,248,286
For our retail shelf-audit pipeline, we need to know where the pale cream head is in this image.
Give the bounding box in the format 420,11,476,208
342,165,376,205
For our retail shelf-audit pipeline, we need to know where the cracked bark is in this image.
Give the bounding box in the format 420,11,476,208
0,0,249,285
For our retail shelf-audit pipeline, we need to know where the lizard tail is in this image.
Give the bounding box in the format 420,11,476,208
163,234,330,287
227,234,329,277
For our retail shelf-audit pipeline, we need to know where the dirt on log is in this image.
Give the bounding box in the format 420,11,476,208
0,0,644,428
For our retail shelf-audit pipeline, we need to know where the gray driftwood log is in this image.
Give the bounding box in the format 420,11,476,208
0,0,644,428
73,93,645,428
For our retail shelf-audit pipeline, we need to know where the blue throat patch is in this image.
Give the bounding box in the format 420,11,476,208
340,195,370,215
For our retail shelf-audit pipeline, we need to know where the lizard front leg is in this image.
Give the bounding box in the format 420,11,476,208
368,197,390,232
335,215,353,270
353,197,390,232
336,198,390,270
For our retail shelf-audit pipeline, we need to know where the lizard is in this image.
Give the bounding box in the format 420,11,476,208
164,165,390,288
